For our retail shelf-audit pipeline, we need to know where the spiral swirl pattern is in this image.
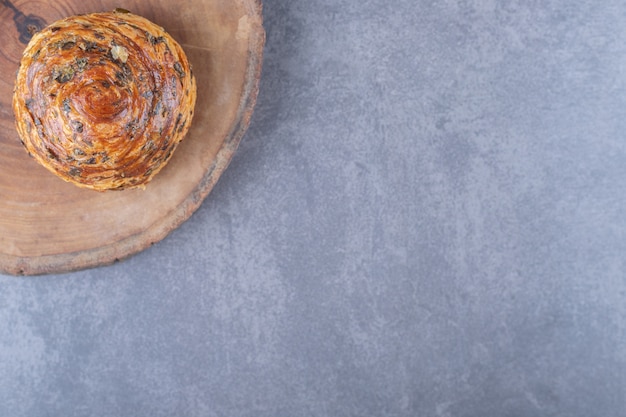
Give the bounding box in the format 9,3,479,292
13,10,197,190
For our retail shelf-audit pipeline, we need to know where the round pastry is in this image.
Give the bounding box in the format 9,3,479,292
13,9,197,191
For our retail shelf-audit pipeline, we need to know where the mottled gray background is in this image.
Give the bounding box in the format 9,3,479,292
2,0,626,416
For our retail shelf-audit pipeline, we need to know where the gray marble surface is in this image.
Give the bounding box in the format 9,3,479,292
2,1,626,416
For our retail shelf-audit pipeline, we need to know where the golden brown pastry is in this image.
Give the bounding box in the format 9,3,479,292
13,9,197,191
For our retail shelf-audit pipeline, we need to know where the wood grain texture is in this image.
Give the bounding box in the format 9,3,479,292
0,0,265,275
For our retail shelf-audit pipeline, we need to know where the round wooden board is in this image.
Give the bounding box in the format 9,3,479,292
0,0,265,275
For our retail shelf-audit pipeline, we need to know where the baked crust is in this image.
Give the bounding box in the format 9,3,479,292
13,10,197,191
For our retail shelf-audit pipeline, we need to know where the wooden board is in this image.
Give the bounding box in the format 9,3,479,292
0,0,265,275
